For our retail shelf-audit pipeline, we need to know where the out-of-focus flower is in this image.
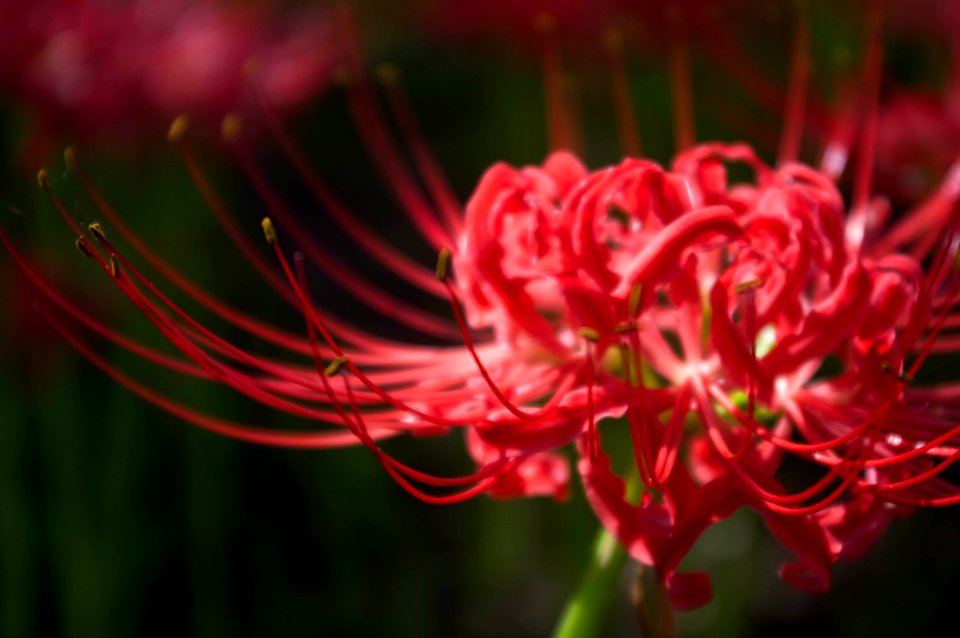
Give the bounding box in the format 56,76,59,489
6,2,960,616
0,0,338,161
875,91,960,203
868,0,960,203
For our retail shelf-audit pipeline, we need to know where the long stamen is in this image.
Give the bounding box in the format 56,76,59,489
292,250,519,491
375,64,465,235
175,128,464,358
266,222,487,427
653,383,690,483
848,5,884,251
439,249,576,421
620,333,657,488
38,302,379,448
72,140,330,358
695,375,880,513
581,331,598,464
242,82,450,297
336,7,454,250
224,123,460,340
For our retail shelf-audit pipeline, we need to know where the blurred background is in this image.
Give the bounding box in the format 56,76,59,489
2,1,960,636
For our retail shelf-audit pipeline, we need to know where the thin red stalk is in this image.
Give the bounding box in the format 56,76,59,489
377,66,465,236
442,277,574,422
605,30,641,158
293,253,515,489
269,237,485,427
849,6,883,240
178,141,463,357
38,301,375,448
247,87,449,297
653,383,691,484
777,6,810,166
712,386,873,454
336,8,453,250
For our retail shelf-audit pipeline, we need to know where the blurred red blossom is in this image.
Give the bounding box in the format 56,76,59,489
869,0,960,203
0,0,338,162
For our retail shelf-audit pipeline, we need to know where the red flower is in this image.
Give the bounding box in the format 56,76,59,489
5,3,960,613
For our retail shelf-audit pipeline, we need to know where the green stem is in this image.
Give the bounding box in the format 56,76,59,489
552,527,628,638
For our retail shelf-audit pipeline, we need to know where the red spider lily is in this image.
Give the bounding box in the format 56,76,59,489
5,4,960,614
0,0,338,163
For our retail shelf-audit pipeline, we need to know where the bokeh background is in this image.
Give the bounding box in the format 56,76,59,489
2,1,960,636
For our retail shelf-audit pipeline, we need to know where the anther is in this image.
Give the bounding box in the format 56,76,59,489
108,255,119,278
733,278,764,294
221,113,242,143
88,222,107,241
36,169,48,188
435,248,453,282
615,321,639,334
324,356,350,377
261,217,278,245
579,327,601,343
376,63,400,85
75,238,93,258
63,146,77,171
168,115,190,144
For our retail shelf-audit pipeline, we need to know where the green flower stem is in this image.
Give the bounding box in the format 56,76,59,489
552,527,628,638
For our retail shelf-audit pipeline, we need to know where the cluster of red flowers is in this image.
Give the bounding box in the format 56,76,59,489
5,1,960,614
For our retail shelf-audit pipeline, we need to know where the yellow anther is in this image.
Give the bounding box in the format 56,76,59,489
167,115,190,143
261,217,278,245
108,255,119,278
88,222,107,241
733,278,764,294
36,169,48,188
221,112,242,142
435,248,453,282
376,63,400,85
63,146,77,171
75,238,93,258
324,356,350,377
615,321,638,335
579,327,601,343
